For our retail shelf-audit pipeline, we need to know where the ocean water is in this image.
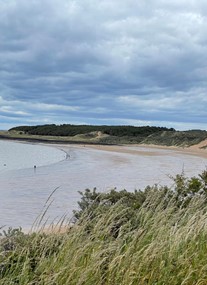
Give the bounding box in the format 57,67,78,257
0,140,66,172
0,141,207,230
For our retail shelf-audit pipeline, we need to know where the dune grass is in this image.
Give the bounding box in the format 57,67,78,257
1,173,207,284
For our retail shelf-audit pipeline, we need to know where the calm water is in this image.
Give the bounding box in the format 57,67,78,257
0,141,207,229
0,140,66,172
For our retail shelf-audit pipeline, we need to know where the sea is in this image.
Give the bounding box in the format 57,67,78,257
0,140,207,230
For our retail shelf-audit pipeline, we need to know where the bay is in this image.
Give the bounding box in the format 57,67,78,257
0,141,207,230
0,140,66,172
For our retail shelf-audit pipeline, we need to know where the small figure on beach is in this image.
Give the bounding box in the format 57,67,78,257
34,165,36,169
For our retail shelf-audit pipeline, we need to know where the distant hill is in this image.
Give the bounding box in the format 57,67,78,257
5,124,207,147
9,124,173,138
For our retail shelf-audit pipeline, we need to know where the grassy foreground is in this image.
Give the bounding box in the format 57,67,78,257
1,172,207,284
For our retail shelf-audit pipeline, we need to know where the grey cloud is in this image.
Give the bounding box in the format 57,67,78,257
0,0,207,130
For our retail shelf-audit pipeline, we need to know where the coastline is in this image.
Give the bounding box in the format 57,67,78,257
1,136,207,159
1,137,207,231
50,139,207,160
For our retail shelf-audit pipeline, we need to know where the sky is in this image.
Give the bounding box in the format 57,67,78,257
0,0,207,131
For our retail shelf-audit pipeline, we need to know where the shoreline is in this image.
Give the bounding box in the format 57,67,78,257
1,136,207,160
51,140,207,160
1,138,207,232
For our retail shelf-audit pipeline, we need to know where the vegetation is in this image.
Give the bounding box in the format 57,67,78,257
9,124,173,137
142,129,207,147
1,171,207,284
3,124,207,146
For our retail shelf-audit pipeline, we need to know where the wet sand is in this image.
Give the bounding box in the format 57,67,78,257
51,139,207,160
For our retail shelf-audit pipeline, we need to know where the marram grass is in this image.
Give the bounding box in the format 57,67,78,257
1,174,207,284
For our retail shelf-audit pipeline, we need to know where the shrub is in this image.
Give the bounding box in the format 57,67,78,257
1,171,207,284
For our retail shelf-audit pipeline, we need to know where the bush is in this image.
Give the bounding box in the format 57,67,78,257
1,171,207,284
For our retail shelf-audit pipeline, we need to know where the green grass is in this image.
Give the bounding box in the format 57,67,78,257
1,173,207,284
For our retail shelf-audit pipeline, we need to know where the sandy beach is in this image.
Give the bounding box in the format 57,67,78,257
51,138,207,160
1,138,207,229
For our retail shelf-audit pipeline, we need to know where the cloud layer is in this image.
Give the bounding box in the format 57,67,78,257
0,0,207,130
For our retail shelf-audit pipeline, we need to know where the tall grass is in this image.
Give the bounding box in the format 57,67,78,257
1,176,207,284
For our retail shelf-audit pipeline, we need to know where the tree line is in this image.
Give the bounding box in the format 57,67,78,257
9,124,175,137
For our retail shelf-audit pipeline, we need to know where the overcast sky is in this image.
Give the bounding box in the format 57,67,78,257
0,0,207,130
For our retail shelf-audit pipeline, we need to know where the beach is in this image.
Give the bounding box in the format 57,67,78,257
1,139,207,229
52,138,207,160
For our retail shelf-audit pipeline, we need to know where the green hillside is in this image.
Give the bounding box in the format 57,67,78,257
4,124,207,146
